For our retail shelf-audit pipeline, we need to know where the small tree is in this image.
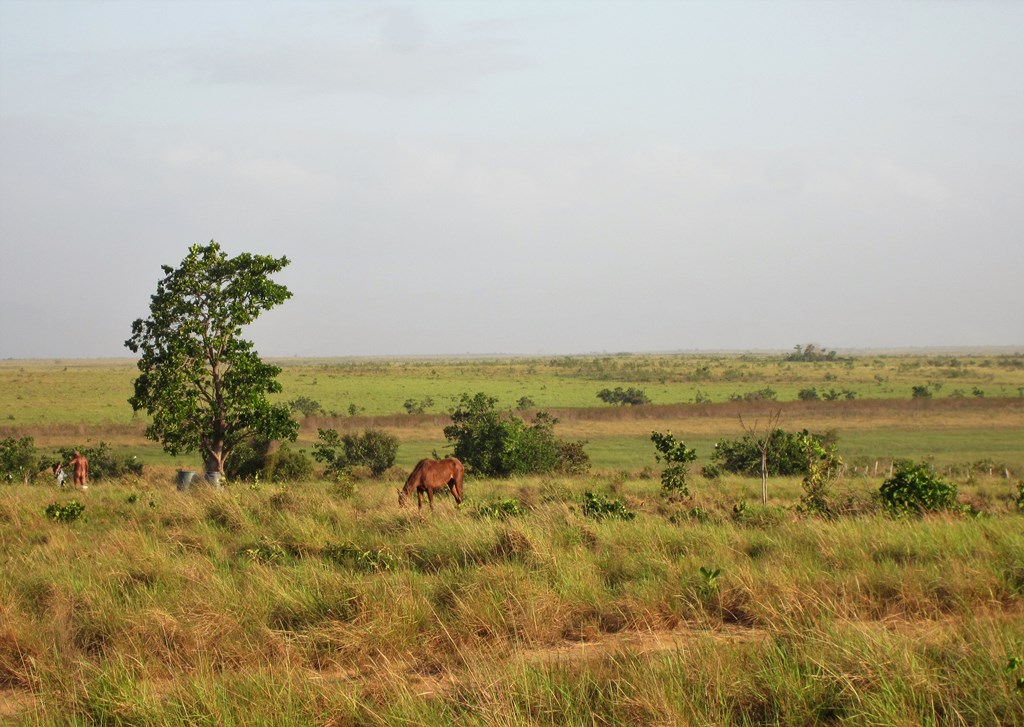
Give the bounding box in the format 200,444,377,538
798,430,843,514
740,409,782,506
125,242,298,476
651,430,697,497
312,428,348,479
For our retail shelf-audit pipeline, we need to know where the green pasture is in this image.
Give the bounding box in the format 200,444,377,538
1,473,1022,724
2,352,1023,425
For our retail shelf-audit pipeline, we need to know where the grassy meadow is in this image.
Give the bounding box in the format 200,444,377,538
1,351,1023,724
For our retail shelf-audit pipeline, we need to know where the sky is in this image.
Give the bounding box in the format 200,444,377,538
1,0,1022,358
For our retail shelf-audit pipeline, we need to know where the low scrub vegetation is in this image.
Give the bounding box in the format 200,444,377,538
0,470,1021,725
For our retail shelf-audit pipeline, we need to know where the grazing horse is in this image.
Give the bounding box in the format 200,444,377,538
398,457,464,510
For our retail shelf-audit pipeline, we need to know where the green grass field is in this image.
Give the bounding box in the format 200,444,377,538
1,353,1023,724
1,474,1022,725
3,352,1023,475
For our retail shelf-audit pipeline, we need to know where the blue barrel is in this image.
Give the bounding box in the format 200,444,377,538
176,470,197,491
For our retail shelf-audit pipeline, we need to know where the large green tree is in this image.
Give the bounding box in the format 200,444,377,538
125,242,297,475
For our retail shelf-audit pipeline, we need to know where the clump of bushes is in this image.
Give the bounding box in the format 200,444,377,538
879,460,959,515
1,436,37,483
712,429,835,477
596,386,650,406
226,440,314,482
312,428,399,478
44,500,85,523
474,498,525,520
581,491,635,521
322,542,400,572
443,393,590,477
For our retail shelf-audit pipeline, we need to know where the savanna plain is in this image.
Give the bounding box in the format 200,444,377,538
2,351,1023,725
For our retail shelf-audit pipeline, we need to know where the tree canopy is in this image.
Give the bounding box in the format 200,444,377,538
125,242,297,474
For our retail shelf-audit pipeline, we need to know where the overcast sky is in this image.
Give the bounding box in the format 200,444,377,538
1,0,1021,358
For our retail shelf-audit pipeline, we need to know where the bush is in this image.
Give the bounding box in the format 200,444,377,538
403,397,434,415
287,396,324,417
225,438,271,480
1,436,37,483
555,439,591,475
879,460,959,515
581,491,636,521
262,443,314,482
312,428,399,478
798,388,820,401
44,500,85,523
911,385,932,399
700,463,722,480
56,442,143,481
474,498,525,519
729,387,777,403
596,387,651,406
712,429,831,477
343,429,399,477
444,393,586,477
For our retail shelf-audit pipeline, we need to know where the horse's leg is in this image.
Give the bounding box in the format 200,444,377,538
417,490,423,510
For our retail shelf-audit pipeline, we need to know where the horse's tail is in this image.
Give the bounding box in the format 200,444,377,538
449,457,465,503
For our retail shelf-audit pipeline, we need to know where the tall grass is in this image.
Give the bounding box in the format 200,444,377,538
1,471,1021,724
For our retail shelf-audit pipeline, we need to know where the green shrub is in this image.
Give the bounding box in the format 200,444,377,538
444,393,584,477
287,396,324,417
596,386,650,406
555,439,592,475
474,498,525,519
712,429,830,477
312,428,399,478
700,463,722,480
879,460,959,515
224,438,270,481
1,436,37,483
1014,482,1023,512
44,500,85,523
581,491,636,521
342,429,399,477
403,397,434,414
262,443,314,482
322,542,399,572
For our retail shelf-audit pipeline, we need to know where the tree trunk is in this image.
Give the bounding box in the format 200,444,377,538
761,449,768,506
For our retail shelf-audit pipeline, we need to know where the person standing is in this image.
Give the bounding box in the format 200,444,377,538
68,451,89,490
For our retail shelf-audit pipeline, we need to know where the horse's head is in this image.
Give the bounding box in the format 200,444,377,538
397,489,407,507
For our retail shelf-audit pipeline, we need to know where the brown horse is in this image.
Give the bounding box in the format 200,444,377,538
398,457,464,510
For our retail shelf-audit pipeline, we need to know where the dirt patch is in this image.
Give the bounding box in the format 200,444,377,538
0,689,37,720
